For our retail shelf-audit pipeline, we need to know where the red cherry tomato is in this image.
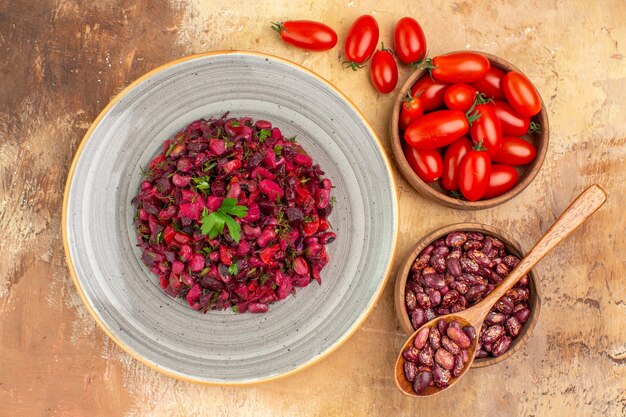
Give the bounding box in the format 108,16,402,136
394,17,427,65
370,44,398,94
399,92,424,130
470,104,503,157
458,144,492,201
492,136,537,166
483,164,519,199
431,52,491,83
271,20,338,51
503,71,541,117
403,143,443,183
410,76,449,112
404,110,469,149
444,84,478,111
441,137,472,191
344,15,379,69
490,100,530,136
471,66,506,99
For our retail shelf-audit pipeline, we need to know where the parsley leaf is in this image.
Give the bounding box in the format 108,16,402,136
232,305,239,314
258,129,271,143
273,145,283,156
227,263,239,275
199,199,248,242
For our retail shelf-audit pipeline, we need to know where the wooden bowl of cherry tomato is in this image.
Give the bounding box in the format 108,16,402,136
390,51,549,209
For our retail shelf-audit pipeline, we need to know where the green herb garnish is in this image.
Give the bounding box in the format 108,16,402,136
200,198,248,242
258,129,271,143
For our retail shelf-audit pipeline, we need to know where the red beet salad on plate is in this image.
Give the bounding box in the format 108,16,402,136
132,114,336,314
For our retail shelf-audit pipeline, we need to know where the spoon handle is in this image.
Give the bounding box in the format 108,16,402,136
473,185,607,320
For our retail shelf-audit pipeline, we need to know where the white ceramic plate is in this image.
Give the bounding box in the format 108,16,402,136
63,51,398,384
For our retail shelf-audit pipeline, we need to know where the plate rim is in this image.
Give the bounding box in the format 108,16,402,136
62,50,399,385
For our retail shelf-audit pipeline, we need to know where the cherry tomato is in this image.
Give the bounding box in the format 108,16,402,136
490,100,530,136
503,71,541,117
483,164,519,199
458,143,492,201
471,66,505,99
370,44,398,94
344,15,379,69
404,110,469,150
441,137,472,191
444,84,478,111
271,20,337,51
431,52,491,83
469,104,502,157
399,92,424,130
410,76,449,112
394,17,427,65
492,136,537,166
403,143,443,183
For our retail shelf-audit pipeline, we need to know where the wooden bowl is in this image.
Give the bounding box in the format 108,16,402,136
393,223,541,368
390,51,549,210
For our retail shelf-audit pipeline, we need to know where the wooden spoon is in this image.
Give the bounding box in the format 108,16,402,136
395,184,607,397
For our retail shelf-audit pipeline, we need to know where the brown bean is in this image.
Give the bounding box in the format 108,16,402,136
424,308,437,322
452,354,465,377
434,238,446,247
495,296,514,314
460,257,480,273
505,316,522,337
405,289,417,311
441,335,460,355
447,326,471,348
445,232,467,247
448,320,461,332
485,311,507,325
503,255,520,268
447,248,462,259
488,271,503,285
434,307,450,315
462,325,476,343
460,348,469,364
463,240,483,251
507,288,530,303
514,307,531,323
437,319,449,335
419,344,434,366
446,257,462,277
450,280,468,295
403,346,420,362
475,349,488,359
432,364,451,388
416,365,432,373
490,237,504,249
441,290,460,308
425,288,442,306
423,273,446,289
435,348,455,370
466,232,485,241
406,279,423,295
475,275,489,286
482,342,492,352
416,292,432,309
439,285,449,296
467,250,491,267
495,261,510,276
460,273,478,285
430,254,447,273
450,304,464,313
466,284,487,302
444,273,455,286
482,325,505,344
420,244,435,257
482,237,493,253
404,361,417,382
429,328,441,350
413,371,432,394
413,326,430,349
411,309,426,329
491,335,512,356
517,275,529,287
411,254,430,271
457,295,467,308
433,246,450,256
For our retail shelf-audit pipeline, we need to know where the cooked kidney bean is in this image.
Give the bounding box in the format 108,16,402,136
406,231,532,359
402,318,472,394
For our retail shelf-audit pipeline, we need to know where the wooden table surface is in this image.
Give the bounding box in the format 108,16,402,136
1,1,624,416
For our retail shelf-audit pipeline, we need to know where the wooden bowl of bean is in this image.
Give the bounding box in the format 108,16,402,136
389,51,549,210
394,223,541,367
